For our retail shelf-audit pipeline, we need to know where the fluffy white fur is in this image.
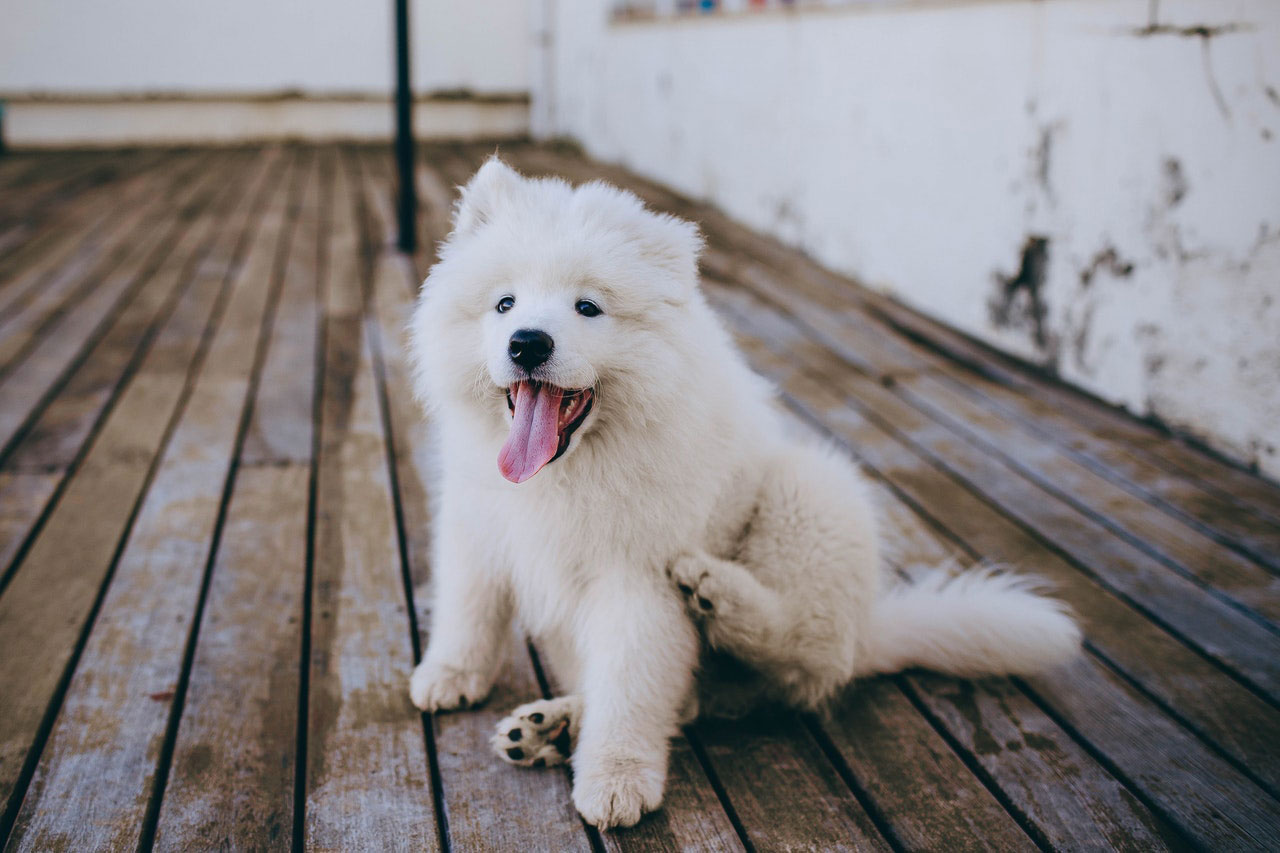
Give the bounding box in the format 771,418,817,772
406,157,1082,829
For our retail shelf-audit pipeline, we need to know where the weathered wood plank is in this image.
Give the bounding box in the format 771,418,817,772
874,501,1184,852
3,148,295,852
0,151,219,457
0,152,243,603
0,472,58,578
892,353,1280,572
0,150,177,330
0,151,112,258
0,151,162,263
854,284,1280,524
0,155,239,473
239,149,322,468
818,680,1040,853
302,150,438,851
693,713,892,852
0,150,237,585
0,151,170,300
0,148,275,840
888,370,1280,618
151,147,318,852
151,464,310,852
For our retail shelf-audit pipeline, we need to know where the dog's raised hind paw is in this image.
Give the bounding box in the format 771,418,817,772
491,695,581,767
667,552,728,619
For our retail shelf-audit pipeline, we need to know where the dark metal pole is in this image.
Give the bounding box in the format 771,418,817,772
394,0,416,252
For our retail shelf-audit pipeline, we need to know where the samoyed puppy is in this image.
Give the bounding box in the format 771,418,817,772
406,157,1081,828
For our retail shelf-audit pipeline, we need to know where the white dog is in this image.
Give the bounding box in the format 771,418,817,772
406,158,1081,828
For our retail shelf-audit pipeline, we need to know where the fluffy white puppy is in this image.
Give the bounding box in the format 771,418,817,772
407,158,1081,828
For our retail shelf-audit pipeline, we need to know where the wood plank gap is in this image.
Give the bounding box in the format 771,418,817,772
293,144,333,853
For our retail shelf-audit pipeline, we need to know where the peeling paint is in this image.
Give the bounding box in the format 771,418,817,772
989,236,1052,355
1079,246,1136,288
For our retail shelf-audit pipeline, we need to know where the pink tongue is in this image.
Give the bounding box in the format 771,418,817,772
498,381,564,483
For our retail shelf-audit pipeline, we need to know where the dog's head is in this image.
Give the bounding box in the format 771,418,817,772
411,156,705,484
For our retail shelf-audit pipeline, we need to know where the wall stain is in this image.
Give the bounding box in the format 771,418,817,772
1079,245,1135,288
989,235,1052,357
1129,23,1249,38
1034,124,1056,201
1162,157,1188,207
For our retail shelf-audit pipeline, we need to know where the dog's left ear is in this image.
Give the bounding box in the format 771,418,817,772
452,156,522,236
636,211,705,290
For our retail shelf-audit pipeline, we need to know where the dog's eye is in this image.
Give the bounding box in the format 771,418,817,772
495,296,515,314
575,299,601,318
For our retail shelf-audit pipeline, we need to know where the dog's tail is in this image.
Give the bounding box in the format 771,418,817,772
859,566,1081,678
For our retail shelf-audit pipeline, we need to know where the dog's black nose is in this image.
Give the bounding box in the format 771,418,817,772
508,328,554,370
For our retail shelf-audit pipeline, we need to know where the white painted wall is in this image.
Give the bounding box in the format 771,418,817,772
536,0,1280,478
0,0,529,96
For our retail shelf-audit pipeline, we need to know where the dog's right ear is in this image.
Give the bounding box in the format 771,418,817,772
452,156,522,236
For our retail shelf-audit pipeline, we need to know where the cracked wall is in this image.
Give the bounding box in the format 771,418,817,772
539,0,1280,479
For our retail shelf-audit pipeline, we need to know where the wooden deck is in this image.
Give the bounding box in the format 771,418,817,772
0,143,1278,851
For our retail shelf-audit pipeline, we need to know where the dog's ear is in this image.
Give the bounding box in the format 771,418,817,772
640,212,704,287
452,156,523,236
577,180,704,291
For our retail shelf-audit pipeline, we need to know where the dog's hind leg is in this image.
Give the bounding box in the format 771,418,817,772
492,695,582,767
670,445,881,709
669,551,787,661
670,549,858,709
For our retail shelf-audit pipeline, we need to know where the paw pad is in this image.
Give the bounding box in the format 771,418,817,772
491,701,576,768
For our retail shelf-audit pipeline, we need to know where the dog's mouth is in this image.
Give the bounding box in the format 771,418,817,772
498,380,594,483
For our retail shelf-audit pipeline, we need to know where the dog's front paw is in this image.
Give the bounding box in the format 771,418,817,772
572,760,665,829
491,696,579,767
408,660,491,712
667,552,727,620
